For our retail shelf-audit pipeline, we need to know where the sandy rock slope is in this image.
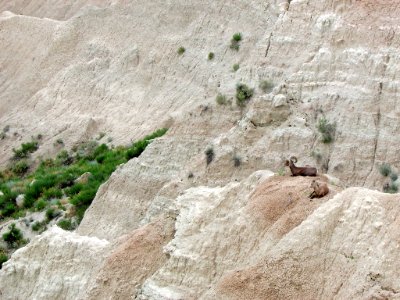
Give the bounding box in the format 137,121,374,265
1,0,400,299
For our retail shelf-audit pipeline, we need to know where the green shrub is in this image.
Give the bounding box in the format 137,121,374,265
230,33,242,51
317,117,336,144
24,175,57,208
0,252,8,269
232,64,240,72
208,52,215,60
31,221,47,232
3,223,25,248
12,160,29,176
383,179,398,193
232,33,242,42
2,203,16,217
34,199,47,211
57,219,76,231
216,93,227,105
56,150,73,166
177,46,185,55
43,187,62,200
379,164,391,177
205,147,214,165
12,141,38,160
45,208,60,221
259,80,274,93
236,83,254,107
390,173,398,182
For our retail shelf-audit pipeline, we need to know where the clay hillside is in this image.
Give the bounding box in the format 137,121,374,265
0,0,400,299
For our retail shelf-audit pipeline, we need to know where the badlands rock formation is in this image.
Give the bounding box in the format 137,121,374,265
1,0,400,299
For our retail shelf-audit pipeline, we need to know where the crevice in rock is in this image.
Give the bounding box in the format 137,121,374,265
265,33,272,58
363,81,383,186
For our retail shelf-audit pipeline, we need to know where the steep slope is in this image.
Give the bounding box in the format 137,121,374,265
1,0,400,299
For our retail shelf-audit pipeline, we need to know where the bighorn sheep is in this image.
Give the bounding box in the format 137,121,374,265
309,180,329,198
285,156,317,176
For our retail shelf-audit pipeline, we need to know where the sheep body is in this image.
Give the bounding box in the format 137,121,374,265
285,156,317,176
309,180,329,198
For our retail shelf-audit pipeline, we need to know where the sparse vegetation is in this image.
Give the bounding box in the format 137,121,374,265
31,221,47,232
187,172,194,179
57,218,76,231
0,129,168,225
177,46,186,55
0,247,8,269
259,80,274,93
379,164,391,177
205,147,215,165
390,173,398,182
230,33,242,51
317,117,336,144
216,93,228,105
233,155,241,167
208,52,215,60
232,64,240,72
236,83,254,107
55,139,64,146
3,224,26,248
12,160,29,176
46,208,60,221
384,182,399,194
12,140,39,160
380,163,399,194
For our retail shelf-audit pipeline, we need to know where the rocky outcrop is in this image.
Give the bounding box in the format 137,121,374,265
0,226,110,300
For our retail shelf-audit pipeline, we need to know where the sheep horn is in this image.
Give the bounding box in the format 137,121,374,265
290,156,298,163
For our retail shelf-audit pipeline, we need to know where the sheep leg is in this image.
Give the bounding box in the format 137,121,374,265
309,191,316,199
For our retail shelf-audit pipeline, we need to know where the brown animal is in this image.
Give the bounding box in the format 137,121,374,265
309,180,329,198
285,156,317,176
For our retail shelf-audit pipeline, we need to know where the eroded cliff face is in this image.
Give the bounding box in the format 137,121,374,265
1,0,400,299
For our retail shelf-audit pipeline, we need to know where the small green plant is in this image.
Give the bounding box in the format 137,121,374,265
317,117,336,144
34,199,47,210
216,93,227,105
259,80,274,93
3,223,25,248
205,147,215,165
12,141,39,160
232,64,240,72
0,132,6,140
230,33,242,51
233,155,241,167
236,83,254,107
0,251,8,269
12,160,29,176
57,218,76,231
45,208,60,221
31,221,47,232
177,46,186,55
384,182,399,194
208,52,215,60
390,173,398,182
379,164,391,177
